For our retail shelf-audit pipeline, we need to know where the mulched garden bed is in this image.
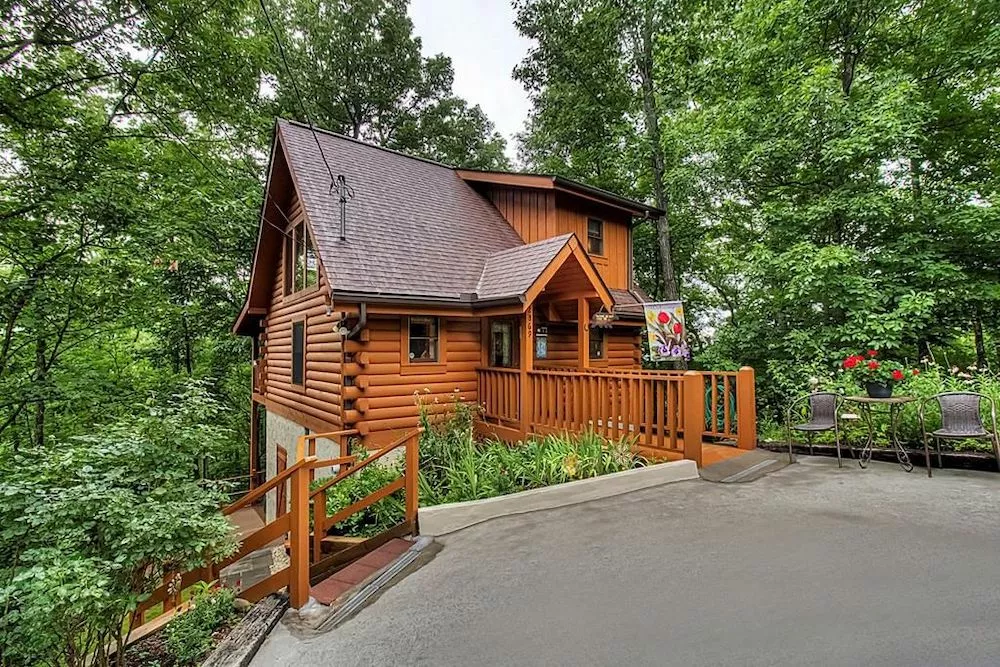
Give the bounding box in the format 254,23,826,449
123,608,246,667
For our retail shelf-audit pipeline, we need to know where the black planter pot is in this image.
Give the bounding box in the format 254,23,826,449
865,381,893,398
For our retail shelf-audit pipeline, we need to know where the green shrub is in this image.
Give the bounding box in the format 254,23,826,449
0,386,237,667
311,401,646,537
164,585,237,666
314,447,405,537
418,401,644,506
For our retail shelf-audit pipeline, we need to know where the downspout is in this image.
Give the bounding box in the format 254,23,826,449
346,302,367,339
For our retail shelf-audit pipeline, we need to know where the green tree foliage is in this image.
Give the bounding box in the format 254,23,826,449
515,0,1000,414
270,0,509,167
0,384,237,667
0,0,508,456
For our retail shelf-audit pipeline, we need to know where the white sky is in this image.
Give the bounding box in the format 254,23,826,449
408,0,533,165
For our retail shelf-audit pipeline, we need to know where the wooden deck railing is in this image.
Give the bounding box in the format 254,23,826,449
478,366,520,424
134,428,422,632
478,366,757,464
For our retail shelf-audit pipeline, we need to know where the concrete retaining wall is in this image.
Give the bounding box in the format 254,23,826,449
419,459,700,536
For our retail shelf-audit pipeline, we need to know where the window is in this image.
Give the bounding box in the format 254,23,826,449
291,320,305,385
589,327,606,360
408,317,439,362
490,320,517,368
286,223,319,294
587,217,604,255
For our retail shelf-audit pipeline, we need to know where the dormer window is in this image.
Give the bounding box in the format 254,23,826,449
587,217,604,255
286,222,318,294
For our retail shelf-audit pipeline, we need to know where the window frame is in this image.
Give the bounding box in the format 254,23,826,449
290,316,306,389
489,319,519,368
588,326,607,361
401,316,447,375
587,217,604,256
284,221,320,297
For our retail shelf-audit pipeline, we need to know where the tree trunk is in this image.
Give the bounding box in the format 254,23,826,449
636,4,678,302
33,335,46,447
181,309,193,375
973,310,987,368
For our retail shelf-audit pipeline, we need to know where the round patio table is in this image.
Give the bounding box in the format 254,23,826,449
843,396,916,472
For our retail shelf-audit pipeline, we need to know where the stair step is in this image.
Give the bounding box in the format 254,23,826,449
319,535,367,554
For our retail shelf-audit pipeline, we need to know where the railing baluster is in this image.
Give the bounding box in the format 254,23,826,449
668,379,679,451
723,375,731,436
312,489,326,564
644,379,653,447
656,380,666,449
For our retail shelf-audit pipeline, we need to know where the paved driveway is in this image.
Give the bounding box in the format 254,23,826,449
254,457,1000,666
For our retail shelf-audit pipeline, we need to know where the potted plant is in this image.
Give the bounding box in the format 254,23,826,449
841,350,919,398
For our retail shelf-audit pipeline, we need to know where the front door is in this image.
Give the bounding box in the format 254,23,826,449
490,319,518,368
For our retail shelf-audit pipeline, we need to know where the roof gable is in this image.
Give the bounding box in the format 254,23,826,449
277,119,524,301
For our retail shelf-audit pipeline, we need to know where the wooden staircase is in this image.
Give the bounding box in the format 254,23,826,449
133,428,423,633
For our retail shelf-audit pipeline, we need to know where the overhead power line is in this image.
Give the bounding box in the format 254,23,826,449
256,0,338,191
135,3,296,239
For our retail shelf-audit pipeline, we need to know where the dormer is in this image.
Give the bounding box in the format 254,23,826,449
455,170,663,291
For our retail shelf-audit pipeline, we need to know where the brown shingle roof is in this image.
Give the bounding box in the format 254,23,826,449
609,287,652,319
475,234,573,301
278,119,524,301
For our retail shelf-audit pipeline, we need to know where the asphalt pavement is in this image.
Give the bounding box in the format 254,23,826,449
253,455,1000,667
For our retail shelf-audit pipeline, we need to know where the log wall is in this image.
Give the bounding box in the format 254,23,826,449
352,315,481,436
536,324,642,369
260,192,344,431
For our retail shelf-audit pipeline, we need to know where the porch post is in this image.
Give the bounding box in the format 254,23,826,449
736,366,757,450
577,297,590,369
249,400,259,489
682,371,704,467
519,308,534,438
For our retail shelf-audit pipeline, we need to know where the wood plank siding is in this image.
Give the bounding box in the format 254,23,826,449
483,187,633,290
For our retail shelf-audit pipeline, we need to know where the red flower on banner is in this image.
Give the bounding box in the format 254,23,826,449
657,311,669,324
892,369,904,381
867,360,879,370
672,322,682,334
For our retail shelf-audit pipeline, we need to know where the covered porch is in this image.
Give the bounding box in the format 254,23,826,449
471,235,757,467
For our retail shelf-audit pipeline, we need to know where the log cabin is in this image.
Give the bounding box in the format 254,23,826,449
235,120,756,517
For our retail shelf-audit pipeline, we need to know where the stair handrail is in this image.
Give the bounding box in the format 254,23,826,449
308,428,421,500
225,455,317,515
309,428,423,565
296,428,360,459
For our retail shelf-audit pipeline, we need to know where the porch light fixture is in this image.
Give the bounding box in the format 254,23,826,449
591,308,615,328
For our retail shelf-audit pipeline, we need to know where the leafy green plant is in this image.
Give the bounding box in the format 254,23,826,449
315,447,405,538
164,586,237,666
0,392,237,667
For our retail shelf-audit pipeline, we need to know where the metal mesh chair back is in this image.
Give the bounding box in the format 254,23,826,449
936,393,988,437
807,393,838,428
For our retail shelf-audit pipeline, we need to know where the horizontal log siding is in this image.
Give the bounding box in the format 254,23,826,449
536,324,641,369
356,316,480,434
261,193,342,429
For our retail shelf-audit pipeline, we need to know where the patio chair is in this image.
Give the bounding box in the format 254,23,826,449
786,392,848,467
918,392,1000,478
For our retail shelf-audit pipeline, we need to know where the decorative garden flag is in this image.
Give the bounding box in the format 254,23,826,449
643,301,689,362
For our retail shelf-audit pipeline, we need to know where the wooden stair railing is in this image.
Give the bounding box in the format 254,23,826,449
309,428,423,575
134,427,423,632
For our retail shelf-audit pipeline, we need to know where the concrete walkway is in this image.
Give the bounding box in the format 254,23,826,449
253,457,1000,666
